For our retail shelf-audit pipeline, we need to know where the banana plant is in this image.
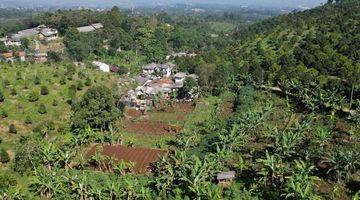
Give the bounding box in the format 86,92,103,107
31,167,65,199
284,160,319,199
257,151,287,186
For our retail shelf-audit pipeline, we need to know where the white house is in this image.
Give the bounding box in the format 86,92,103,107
39,28,59,41
142,63,158,75
174,72,187,86
142,63,175,77
92,61,110,72
159,63,175,77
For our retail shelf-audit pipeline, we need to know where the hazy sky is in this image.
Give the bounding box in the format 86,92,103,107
0,0,327,8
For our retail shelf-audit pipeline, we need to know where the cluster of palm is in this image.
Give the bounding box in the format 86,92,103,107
30,167,152,199
153,151,222,199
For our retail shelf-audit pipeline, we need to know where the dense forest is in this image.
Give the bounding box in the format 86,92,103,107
0,1,359,199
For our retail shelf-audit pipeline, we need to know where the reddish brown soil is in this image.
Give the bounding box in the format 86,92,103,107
125,109,142,119
125,122,183,135
177,102,196,113
87,144,166,173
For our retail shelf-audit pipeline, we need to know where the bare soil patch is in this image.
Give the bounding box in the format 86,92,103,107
125,122,183,135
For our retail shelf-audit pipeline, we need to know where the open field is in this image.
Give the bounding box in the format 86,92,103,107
0,62,119,144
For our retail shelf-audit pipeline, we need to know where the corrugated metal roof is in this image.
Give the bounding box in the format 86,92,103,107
217,171,235,180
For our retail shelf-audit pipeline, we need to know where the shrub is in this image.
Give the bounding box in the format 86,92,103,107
78,71,86,79
25,116,32,124
0,148,10,163
67,74,73,81
34,76,41,85
0,171,17,190
52,99,58,106
45,121,55,131
68,84,77,100
60,76,66,85
85,77,92,86
0,91,4,102
28,91,39,102
38,103,47,114
2,78,10,87
9,124,17,134
16,71,22,80
10,88,17,96
0,109,8,118
77,81,84,91
40,86,49,95
66,64,76,75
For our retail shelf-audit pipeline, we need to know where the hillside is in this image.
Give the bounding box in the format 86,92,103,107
0,1,359,199
229,0,360,115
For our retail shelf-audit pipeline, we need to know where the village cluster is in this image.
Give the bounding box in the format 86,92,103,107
93,60,199,112
1,23,199,113
0,23,103,63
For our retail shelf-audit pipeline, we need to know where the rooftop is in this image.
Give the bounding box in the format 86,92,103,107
77,23,103,33
174,72,187,78
2,52,13,59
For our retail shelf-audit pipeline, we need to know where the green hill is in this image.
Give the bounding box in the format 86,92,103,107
230,0,360,114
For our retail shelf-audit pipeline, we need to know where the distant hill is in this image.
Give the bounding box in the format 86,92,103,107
1,0,326,9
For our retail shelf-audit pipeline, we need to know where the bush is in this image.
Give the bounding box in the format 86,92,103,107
66,64,76,75
45,121,55,131
28,91,39,102
2,78,10,87
68,84,77,100
0,109,8,118
77,81,84,91
60,76,66,85
85,77,92,86
0,171,17,190
16,71,22,80
9,124,17,134
71,85,120,130
0,91,4,102
52,99,58,106
34,76,41,85
40,86,49,95
67,74,73,81
10,88,17,96
25,116,32,124
78,71,86,79
38,103,47,114
0,148,9,163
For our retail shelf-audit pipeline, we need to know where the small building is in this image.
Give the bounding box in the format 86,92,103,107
142,63,158,75
1,52,14,63
17,51,26,62
77,23,104,33
142,63,175,77
174,72,187,86
159,63,175,77
1,37,21,47
39,28,58,42
217,171,235,185
11,27,39,41
34,53,48,63
92,61,110,72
